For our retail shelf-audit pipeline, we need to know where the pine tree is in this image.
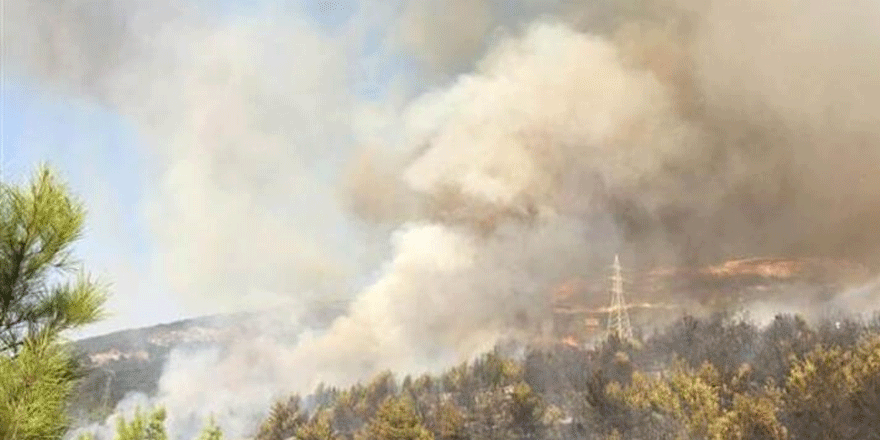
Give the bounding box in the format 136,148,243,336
433,399,466,440
0,166,108,440
0,166,107,354
296,413,338,440
197,416,224,440
112,407,168,440
507,382,544,439
257,395,308,440
363,396,433,440
0,332,76,440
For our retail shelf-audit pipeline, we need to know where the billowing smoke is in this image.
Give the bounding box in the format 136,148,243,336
354,0,880,269
9,0,368,314
9,0,880,438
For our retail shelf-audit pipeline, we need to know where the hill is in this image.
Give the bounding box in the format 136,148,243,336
69,302,348,420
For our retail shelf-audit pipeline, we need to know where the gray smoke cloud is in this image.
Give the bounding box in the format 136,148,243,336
10,0,880,438
335,0,880,391
353,0,880,268
9,0,373,314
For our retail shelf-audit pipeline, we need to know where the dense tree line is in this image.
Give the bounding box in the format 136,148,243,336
74,311,880,440
234,312,880,440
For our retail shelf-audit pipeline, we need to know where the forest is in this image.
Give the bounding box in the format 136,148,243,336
78,313,880,440
5,0,880,435
4,166,880,440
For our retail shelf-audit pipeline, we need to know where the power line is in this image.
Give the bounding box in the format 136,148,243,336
606,254,634,341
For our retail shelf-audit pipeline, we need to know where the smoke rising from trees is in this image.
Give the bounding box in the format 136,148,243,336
10,0,880,438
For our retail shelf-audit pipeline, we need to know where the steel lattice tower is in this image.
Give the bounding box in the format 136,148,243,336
606,254,634,341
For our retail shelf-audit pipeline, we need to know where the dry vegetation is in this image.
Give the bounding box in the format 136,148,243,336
90,312,880,440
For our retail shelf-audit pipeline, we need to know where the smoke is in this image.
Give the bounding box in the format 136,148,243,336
11,0,880,438
67,392,154,440
330,0,880,394
677,0,880,265
8,0,371,314
358,0,880,268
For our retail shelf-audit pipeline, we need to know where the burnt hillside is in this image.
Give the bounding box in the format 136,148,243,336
551,257,873,345
69,257,876,422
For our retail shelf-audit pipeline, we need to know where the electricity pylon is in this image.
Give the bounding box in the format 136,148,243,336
606,254,634,341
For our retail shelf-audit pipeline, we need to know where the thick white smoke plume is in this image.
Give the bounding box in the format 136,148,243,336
10,0,880,439
10,0,367,315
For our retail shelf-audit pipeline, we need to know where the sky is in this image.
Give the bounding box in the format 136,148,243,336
1,78,171,336
10,1,880,436
7,0,880,343
3,62,180,336
1,0,387,338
